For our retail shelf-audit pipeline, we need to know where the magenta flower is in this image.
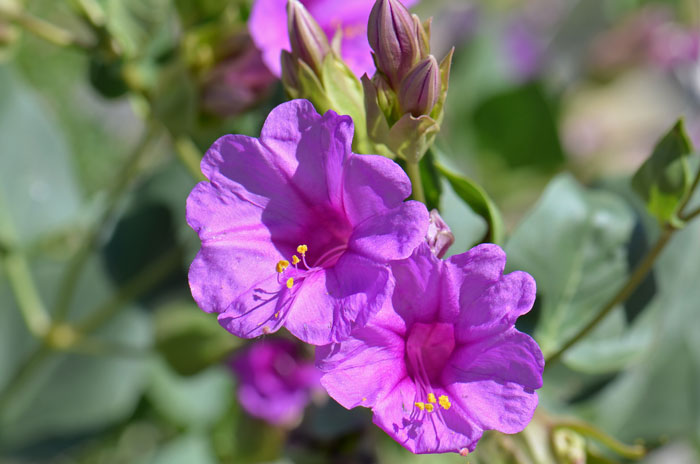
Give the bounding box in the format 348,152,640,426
187,99,429,345
317,243,544,454
248,0,417,78
230,338,322,426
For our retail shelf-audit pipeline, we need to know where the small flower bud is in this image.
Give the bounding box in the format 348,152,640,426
398,55,440,117
426,209,454,258
368,0,421,89
287,0,331,75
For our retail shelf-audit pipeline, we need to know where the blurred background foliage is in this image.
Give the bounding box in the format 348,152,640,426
0,0,699,462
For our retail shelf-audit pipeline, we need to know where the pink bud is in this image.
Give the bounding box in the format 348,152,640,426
398,55,440,117
287,0,331,75
368,0,421,89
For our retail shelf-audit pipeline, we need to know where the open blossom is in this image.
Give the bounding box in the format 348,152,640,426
230,338,322,426
187,99,429,345
317,243,543,454
248,0,416,78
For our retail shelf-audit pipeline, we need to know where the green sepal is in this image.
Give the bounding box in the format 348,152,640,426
631,119,694,225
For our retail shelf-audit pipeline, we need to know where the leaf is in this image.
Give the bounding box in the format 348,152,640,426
0,65,81,246
631,119,694,225
105,0,179,59
583,216,700,442
505,174,635,357
148,432,218,464
154,302,241,376
436,163,505,244
146,357,233,430
473,82,565,170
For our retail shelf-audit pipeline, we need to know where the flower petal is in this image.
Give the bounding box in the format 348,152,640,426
248,0,289,76
387,243,458,326
342,153,412,224
446,243,507,309
317,324,405,409
456,270,536,343
349,201,429,262
187,182,282,315
371,379,481,454
284,253,392,344
444,330,542,434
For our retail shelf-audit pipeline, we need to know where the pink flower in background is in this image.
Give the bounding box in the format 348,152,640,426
248,0,417,78
202,34,277,117
230,338,322,426
187,99,428,345
317,243,543,454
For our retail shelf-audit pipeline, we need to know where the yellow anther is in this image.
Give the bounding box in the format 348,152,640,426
274,312,279,319
427,393,437,404
414,402,425,411
438,395,452,410
297,244,308,255
292,255,300,265
425,403,435,412
276,260,290,273
362,397,367,402
286,278,294,289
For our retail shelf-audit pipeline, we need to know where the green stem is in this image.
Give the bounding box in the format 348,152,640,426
77,248,181,333
0,344,51,414
405,161,426,204
546,224,675,367
2,250,51,337
0,4,92,49
681,205,700,222
552,421,645,460
53,125,159,322
174,136,206,182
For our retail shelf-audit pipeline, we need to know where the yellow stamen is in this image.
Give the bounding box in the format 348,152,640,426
425,403,435,412
438,395,451,410
276,260,290,273
427,393,437,404
286,278,294,289
292,255,300,265
414,402,425,411
297,244,308,255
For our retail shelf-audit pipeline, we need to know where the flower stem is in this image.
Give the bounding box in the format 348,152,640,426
552,421,645,459
174,136,206,182
1,248,51,338
405,161,426,204
545,224,674,367
53,124,159,322
0,3,92,49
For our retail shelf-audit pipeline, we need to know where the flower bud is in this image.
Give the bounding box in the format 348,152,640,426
426,209,454,258
368,0,421,89
287,0,331,75
398,55,440,117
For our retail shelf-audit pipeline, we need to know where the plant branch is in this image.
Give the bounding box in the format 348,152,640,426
1,249,51,337
53,124,159,322
405,161,426,204
0,3,92,49
552,421,645,460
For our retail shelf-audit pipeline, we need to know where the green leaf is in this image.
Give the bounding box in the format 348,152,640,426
146,432,218,464
631,119,694,225
473,82,565,170
105,0,179,59
146,357,233,430
583,216,700,442
505,174,635,357
0,65,81,245
154,302,241,376
436,163,505,244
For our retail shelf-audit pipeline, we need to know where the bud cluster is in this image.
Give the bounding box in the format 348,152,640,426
364,0,453,162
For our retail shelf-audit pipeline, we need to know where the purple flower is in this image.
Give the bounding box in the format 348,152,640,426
187,99,429,345
317,243,543,454
201,33,276,117
230,338,322,426
248,0,417,78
